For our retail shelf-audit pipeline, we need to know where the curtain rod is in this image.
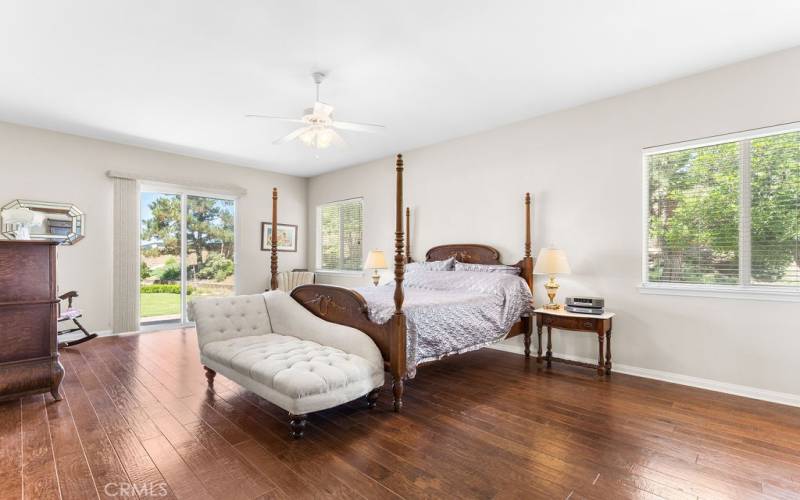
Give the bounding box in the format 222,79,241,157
106,170,247,196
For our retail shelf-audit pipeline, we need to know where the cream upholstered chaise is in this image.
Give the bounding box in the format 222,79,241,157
188,290,384,438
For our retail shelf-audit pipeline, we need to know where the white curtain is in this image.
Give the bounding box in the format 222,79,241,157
112,176,140,333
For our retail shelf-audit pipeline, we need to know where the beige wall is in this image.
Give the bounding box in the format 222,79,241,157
0,121,308,332
308,47,800,399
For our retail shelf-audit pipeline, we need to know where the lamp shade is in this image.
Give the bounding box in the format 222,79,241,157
533,247,571,275
364,250,388,270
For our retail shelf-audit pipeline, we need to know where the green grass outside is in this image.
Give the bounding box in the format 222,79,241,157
140,293,181,318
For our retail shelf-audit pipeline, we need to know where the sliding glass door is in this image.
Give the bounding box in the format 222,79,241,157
140,191,182,323
140,188,236,325
185,195,236,304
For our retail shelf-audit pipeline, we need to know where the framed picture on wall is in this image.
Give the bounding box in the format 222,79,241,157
261,222,298,252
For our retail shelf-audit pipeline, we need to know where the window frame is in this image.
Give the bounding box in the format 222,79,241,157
640,122,800,302
315,197,365,274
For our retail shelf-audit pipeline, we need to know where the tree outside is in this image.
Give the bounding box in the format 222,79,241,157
140,192,236,320
648,131,799,286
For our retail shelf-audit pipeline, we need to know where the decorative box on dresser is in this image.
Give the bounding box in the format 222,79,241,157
0,240,64,401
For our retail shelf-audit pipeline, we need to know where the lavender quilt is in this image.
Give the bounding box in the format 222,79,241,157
356,270,533,377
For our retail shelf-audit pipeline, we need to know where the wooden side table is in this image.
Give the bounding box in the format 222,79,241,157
533,307,615,375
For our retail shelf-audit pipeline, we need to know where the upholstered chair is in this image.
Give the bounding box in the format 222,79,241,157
276,270,315,292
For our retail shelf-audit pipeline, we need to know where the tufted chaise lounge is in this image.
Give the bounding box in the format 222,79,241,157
188,290,384,438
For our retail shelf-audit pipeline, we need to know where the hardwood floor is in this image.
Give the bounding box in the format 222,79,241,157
1,329,800,499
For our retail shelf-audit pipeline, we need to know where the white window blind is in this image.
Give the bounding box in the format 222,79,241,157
318,198,363,271
645,127,799,290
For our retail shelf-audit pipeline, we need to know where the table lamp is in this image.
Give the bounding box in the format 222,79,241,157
364,250,388,286
533,247,571,309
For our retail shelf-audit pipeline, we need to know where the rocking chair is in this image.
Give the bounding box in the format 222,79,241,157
57,291,98,347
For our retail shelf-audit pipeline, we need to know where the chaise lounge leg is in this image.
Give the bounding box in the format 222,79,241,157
204,366,216,386
289,413,307,439
366,387,381,409
392,377,403,412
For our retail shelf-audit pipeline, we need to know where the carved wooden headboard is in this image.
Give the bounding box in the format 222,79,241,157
425,244,502,265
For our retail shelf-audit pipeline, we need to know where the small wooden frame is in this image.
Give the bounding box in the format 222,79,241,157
273,155,534,412
260,222,297,252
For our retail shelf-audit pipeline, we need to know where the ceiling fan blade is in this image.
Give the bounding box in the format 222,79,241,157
246,114,306,124
331,120,386,133
273,126,311,145
313,101,334,118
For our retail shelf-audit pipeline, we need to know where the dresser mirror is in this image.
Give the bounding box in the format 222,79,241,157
0,199,85,245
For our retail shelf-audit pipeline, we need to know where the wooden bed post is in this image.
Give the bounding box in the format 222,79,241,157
270,187,279,291
524,192,532,282
392,154,407,412
405,207,412,263
522,192,534,357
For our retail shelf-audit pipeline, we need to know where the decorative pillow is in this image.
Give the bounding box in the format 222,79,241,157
454,262,520,275
406,257,455,272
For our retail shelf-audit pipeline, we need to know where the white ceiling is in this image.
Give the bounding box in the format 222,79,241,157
1,1,800,177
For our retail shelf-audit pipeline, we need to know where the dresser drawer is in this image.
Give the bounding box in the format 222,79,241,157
0,244,54,302
0,303,54,363
542,314,597,331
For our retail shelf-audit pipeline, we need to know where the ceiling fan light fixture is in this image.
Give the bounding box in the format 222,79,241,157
246,72,384,149
298,126,335,149
298,128,317,147
316,128,335,149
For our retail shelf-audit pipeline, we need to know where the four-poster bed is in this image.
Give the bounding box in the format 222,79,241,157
269,154,534,412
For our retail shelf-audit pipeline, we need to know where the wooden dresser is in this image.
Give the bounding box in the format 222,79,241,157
0,240,64,401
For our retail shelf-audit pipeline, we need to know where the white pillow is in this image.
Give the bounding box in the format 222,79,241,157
406,257,455,272
454,262,520,275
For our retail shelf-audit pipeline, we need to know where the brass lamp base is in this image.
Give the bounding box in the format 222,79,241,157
543,275,560,309
371,270,380,286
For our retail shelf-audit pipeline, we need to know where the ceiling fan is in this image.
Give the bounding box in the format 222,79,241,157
246,72,385,149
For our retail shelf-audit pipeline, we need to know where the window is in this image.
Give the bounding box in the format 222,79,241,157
317,198,364,271
643,124,799,299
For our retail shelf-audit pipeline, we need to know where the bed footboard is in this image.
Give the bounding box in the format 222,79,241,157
288,155,408,411
290,284,390,357
290,284,407,409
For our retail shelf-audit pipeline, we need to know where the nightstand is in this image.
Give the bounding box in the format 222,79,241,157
533,307,615,375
